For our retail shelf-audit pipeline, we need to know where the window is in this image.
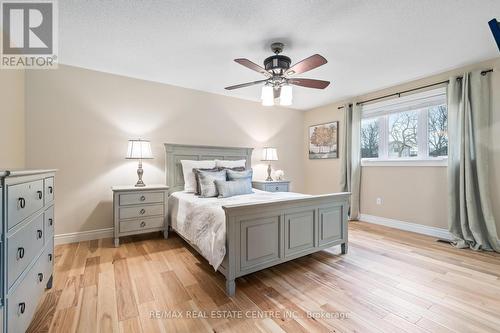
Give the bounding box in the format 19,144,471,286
360,87,447,165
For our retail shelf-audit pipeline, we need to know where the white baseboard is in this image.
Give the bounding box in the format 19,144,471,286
359,214,452,240
54,227,114,245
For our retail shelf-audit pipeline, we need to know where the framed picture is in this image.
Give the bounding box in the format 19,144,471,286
309,121,339,159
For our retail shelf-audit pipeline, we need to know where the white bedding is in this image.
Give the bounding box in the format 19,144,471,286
168,189,309,270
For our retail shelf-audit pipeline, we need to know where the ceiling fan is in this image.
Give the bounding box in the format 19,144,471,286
225,42,330,106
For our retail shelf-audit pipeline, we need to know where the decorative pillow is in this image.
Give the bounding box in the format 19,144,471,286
215,179,253,198
180,160,216,192
198,169,227,197
218,166,246,172
215,159,246,169
226,169,253,181
193,167,220,195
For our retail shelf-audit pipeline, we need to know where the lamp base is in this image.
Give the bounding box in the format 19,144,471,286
266,163,273,181
135,161,146,187
135,180,146,187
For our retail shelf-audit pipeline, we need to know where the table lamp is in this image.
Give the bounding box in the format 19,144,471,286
126,139,153,187
262,147,278,181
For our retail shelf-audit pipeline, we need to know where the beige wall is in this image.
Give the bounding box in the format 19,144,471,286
305,57,500,230
0,70,25,168
25,65,305,235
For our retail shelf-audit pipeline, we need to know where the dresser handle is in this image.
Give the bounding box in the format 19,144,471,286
18,302,26,315
275,186,279,190
140,221,146,228
140,195,146,201
38,273,44,282
17,247,25,260
37,229,43,239
18,197,26,209
37,190,43,199
48,186,53,194
49,218,53,226
139,209,146,215
48,253,53,262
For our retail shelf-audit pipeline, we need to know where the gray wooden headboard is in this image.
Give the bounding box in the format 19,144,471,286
164,143,254,194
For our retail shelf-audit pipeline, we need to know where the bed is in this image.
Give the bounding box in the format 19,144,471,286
165,143,350,296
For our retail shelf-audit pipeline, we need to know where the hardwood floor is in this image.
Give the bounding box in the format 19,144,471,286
28,222,500,333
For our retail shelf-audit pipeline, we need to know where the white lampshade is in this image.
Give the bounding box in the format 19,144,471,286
280,85,293,106
126,139,153,159
261,85,274,106
262,147,278,161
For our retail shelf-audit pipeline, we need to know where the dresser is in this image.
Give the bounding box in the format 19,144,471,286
0,170,56,333
112,185,169,247
252,180,290,192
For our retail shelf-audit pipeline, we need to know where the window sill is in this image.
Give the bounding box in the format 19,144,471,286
361,158,448,167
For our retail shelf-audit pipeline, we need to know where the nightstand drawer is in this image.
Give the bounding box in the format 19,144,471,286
119,192,164,206
119,204,164,220
265,184,288,192
120,216,164,233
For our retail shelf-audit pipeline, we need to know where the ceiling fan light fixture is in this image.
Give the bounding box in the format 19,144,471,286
280,85,293,106
261,85,274,106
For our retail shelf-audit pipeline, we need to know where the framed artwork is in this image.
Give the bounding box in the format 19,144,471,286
309,121,339,159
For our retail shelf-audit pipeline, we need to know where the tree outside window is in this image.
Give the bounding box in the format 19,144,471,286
361,118,379,158
428,105,448,157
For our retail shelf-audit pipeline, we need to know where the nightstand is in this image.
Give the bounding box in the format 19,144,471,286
252,180,290,192
112,184,169,247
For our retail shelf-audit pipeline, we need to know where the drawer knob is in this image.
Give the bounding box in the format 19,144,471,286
38,273,44,282
37,229,43,239
140,195,146,201
18,302,26,315
37,190,43,200
48,253,53,262
48,186,53,194
140,221,146,228
18,197,26,209
49,218,53,226
139,208,146,215
275,186,279,190
17,247,25,260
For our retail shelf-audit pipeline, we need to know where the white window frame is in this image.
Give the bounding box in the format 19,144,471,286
360,87,448,167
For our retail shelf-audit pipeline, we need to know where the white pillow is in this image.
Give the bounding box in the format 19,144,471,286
180,160,216,192
215,159,246,168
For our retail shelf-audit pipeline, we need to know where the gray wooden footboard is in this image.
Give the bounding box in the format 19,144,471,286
219,193,350,296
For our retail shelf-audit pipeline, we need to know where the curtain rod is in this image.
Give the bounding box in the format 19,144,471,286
337,69,493,110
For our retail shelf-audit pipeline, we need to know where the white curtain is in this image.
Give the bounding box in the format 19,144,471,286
340,104,361,220
448,70,500,252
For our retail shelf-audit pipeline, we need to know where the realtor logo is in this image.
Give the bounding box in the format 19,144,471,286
1,0,58,68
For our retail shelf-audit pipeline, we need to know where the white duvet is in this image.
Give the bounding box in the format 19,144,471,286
168,189,309,270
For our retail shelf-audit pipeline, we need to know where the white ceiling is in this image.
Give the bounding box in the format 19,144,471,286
59,0,500,110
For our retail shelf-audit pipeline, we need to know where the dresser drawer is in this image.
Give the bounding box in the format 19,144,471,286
119,191,164,206
120,216,164,233
7,247,49,333
7,214,45,289
44,206,55,243
41,240,54,288
7,180,45,229
119,204,164,220
265,184,288,192
44,177,55,204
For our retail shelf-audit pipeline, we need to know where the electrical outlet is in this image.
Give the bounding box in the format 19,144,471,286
376,197,383,205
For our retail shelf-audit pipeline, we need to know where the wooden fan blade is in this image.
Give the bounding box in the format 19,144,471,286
234,58,271,77
286,54,327,76
273,87,281,99
289,78,330,89
225,79,268,90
